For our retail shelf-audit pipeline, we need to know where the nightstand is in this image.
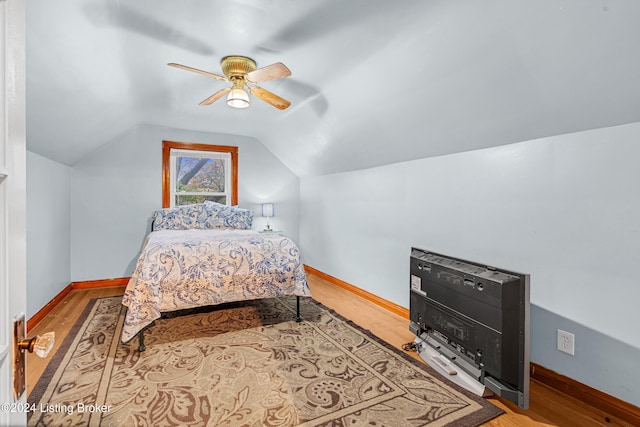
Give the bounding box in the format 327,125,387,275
258,229,283,235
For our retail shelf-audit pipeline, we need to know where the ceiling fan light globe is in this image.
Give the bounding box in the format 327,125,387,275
227,88,250,109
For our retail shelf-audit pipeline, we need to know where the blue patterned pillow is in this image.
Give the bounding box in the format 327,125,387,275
152,204,209,230
204,201,254,230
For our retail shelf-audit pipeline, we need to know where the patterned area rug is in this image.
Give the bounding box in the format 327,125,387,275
28,296,503,426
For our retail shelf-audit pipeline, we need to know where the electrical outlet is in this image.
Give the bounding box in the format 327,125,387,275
557,329,575,356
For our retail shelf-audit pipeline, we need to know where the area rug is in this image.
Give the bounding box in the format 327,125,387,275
28,296,503,426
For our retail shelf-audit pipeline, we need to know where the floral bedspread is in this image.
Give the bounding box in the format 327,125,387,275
121,229,311,342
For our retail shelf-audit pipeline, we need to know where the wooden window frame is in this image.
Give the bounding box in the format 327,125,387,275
162,140,238,208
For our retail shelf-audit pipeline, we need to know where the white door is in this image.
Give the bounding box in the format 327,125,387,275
0,1,27,426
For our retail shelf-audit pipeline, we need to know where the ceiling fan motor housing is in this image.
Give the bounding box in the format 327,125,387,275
221,56,257,80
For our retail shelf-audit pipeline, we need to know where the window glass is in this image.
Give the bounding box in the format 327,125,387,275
171,151,230,206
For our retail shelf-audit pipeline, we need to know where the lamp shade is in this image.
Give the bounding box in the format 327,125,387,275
227,87,250,109
261,203,274,217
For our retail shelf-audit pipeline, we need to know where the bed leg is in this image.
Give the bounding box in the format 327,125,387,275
138,330,146,352
296,296,301,322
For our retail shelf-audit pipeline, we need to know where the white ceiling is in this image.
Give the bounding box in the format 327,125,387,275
26,0,640,176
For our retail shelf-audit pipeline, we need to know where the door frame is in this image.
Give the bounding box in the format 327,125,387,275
0,1,27,426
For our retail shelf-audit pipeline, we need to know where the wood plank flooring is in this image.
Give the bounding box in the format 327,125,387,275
26,286,126,392
27,276,634,426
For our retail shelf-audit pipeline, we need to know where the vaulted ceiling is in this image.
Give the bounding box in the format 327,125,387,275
26,0,640,176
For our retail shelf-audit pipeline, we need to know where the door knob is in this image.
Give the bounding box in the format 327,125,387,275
18,331,55,358
13,314,55,399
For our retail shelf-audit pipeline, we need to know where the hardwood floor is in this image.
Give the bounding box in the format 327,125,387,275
26,286,126,392
27,276,634,426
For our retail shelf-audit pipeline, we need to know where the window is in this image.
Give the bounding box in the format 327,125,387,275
162,141,238,208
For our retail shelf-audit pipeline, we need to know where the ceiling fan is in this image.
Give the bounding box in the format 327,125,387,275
168,56,292,110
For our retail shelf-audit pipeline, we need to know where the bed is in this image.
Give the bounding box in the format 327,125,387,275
121,201,311,350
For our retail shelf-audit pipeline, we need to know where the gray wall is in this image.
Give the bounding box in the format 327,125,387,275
26,151,71,318
299,121,640,406
68,124,300,281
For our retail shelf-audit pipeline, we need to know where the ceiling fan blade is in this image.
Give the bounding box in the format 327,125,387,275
168,63,227,81
199,88,231,106
248,86,291,110
246,62,291,83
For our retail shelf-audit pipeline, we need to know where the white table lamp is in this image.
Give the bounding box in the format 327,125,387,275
262,203,274,231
